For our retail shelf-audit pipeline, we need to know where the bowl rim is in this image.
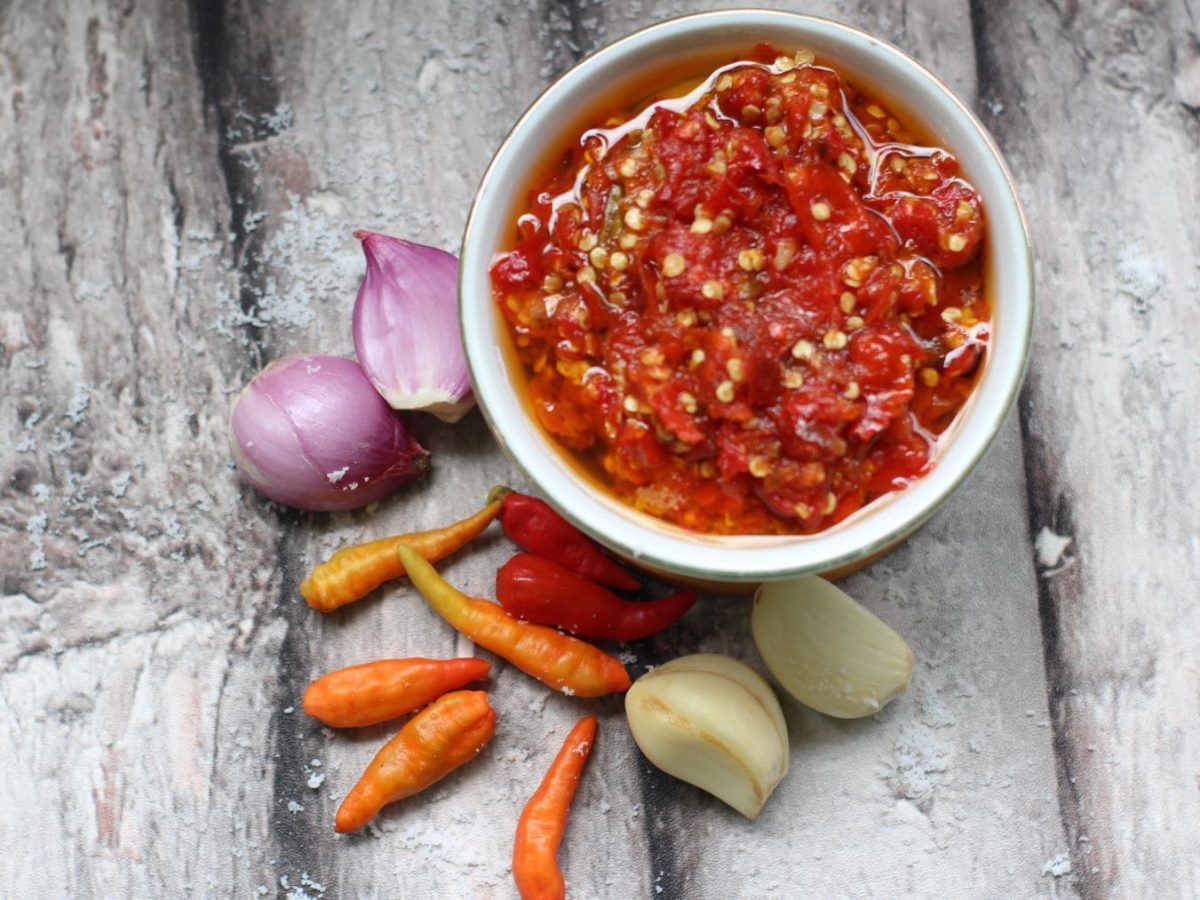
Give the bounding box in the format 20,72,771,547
459,9,1034,582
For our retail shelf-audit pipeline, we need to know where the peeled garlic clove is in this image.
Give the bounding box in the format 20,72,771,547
625,653,788,819
352,231,474,423
752,576,913,718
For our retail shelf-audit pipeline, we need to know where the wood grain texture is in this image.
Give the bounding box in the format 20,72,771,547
0,0,1191,897
972,0,1200,895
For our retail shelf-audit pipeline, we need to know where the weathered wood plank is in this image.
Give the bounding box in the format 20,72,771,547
0,0,290,896
972,0,1200,895
3,0,1194,896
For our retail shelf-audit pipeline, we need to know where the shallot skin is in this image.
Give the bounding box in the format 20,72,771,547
229,354,429,511
352,232,474,423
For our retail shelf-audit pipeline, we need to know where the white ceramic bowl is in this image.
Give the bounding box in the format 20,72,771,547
460,10,1033,584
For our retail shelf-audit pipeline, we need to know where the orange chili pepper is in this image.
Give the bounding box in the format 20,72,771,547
398,545,632,697
300,498,503,612
303,657,492,728
513,716,598,900
334,689,496,833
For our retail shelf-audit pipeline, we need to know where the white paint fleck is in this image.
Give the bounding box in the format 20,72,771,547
66,384,91,424
1042,852,1073,877
1115,243,1164,300
1035,527,1073,568
109,471,132,498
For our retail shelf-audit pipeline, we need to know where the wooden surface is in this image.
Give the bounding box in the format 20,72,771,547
1,1,1196,897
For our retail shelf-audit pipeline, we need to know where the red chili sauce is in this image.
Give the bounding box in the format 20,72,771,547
491,46,990,535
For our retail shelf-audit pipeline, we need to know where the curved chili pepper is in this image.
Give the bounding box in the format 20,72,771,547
303,657,492,728
334,689,496,833
497,554,698,641
300,498,503,612
398,545,631,697
497,491,641,591
512,716,597,900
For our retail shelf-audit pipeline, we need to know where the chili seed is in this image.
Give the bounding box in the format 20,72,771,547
843,381,861,400
690,349,706,368
783,369,804,389
773,240,797,271
765,125,787,148
609,251,629,271
577,266,596,285
726,358,745,382
589,247,608,269
791,339,816,361
716,74,733,92
749,457,771,478
578,231,598,252
837,152,857,175
822,492,837,515
618,231,638,249
846,315,864,330
676,309,697,328
691,215,714,235
716,380,736,403
618,157,638,178
702,280,724,300
543,274,563,292
795,48,815,66
839,292,856,313
947,233,967,252
662,253,686,277
810,201,832,221
623,395,639,413
823,330,847,350
679,392,698,414
941,306,963,323
738,248,766,272
920,367,940,387
865,103,886,118
742,104,762,123
624,208,645,231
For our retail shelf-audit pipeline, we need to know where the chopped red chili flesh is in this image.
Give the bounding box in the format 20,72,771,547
492,46,990,535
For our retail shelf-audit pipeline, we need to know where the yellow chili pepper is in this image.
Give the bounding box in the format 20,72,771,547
300,498,503,612
398,545,631,697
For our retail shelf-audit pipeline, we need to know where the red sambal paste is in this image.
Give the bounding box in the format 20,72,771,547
491,46,990,535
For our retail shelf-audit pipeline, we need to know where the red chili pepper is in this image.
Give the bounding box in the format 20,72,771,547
496,490,641,591
497,553,698,641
